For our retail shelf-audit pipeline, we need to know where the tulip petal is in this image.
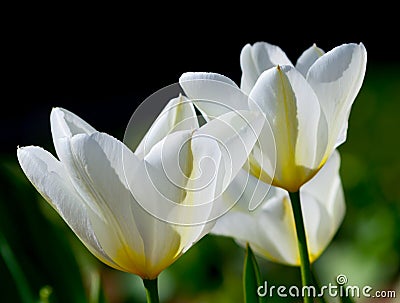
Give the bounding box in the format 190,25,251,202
249,65,324,191
141,110,265,239
254,192,300,264
56,132,151,273
133,127,219,226
213,187,299,265
195,110,265,192
65,131,184,278
183,110,266,223
133,129,220,252
247,125,276,186
50,107,96,158
240,42,292,94
179,134,222,244
179,72,249,121
224,168,272,212
295,44,325,77
299,193,331,262
212,150,345,265
135,94,199,159
143,130,193,204
306,43,367,154
302,150,345,255
124,145,188,278
16,146,119,270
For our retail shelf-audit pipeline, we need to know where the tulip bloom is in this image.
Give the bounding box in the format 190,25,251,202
17,96,264,280
212,151,345,265
180,42,367,192
240,42,325,94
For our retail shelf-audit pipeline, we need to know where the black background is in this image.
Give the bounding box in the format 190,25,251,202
5,8,398,154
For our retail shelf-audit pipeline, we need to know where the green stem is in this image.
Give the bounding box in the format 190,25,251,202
143,278,160,303
289,191,313,303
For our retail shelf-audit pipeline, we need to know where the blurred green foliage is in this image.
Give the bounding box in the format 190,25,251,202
1,64,399,303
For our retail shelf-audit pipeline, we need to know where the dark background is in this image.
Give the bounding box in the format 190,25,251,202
4,11,398,155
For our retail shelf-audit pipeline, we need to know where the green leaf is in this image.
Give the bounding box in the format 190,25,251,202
243,243,266,303
0,231,36,303
0,162,90,303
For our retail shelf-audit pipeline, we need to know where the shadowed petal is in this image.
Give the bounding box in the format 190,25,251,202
135,94,199,159
295,44,325,77
240,42,292,94
307,43,367,154
50,107,96,158
180,72,249,121
16,146,120,270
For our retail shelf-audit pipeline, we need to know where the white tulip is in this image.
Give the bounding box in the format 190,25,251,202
240,42,325,94
212,151,345,265
17,95,264,279
180,42,367,192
